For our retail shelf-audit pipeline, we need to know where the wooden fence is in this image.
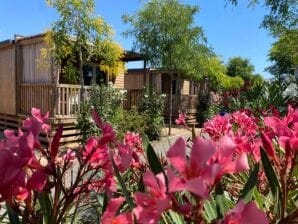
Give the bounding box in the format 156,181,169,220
20,83,53,115
55,84,90,117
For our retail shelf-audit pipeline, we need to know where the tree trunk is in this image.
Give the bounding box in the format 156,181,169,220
168,72,173,136
79,50,84,104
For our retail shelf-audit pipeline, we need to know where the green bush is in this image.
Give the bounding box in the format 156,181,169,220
76,84,125,142
77,85,165,142
137,87,165,140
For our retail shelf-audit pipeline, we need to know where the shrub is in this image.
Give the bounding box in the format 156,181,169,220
137,87,165,140
76,84,125,142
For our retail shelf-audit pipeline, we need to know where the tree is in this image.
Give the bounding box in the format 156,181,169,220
228,0,297,36
226,57,255,81
267,29,298,82
123,0,207,135
46,0,123,100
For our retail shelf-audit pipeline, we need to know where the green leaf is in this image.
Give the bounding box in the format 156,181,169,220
252,187,264,210
215,183,232,218
260,147,282,216
203,197,218,222
38,192,53,224
260,147,281,196
142,133,164,175
102,193,109,214
239,163,259,201
6,203,21,224
167,210,185,224
112,158,135,209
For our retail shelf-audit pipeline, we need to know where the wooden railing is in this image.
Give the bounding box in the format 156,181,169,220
20,83,91,117
55,84,90,117
20,83,53,115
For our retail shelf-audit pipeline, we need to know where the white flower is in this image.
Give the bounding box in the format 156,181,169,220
283,83,298,99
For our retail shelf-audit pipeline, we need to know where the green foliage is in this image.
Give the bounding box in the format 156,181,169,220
222,77,296,115
76,84,125,142
226,57,255,81
123,0,206,73
267,29,298,80
46,0,123,83
228,0,297,36
77,85,164,142
116,107,146,139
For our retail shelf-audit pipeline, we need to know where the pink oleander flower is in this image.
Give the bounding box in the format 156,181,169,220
220,200,268,224
232,111,258,137
166,137,220,199
211,136,250,177
125,132,143,150
175,113,186,125
114,144,132,173
102,197,133,224
0,109,49,202
92,111,116,144
63,149,76,163
203,114,232,140
133,171,171,224
83,137,109,169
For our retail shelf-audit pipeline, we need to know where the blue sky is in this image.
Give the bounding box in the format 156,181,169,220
0,0,274,78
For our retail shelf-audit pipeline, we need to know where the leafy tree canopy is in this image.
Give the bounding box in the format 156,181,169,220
46,0,124,83
267,29,298,79
228,0,298,36
122,0,207,76
226,57,255,81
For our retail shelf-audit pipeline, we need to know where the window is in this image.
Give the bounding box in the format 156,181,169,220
172,79,176,94
83,65,93,85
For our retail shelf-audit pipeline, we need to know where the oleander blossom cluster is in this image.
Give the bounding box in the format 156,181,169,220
2,106,298,223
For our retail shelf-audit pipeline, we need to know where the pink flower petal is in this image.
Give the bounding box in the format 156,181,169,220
167,169,186,193
191,137,216,169
102,197,125,224
167,137,187,173
185,177,209,199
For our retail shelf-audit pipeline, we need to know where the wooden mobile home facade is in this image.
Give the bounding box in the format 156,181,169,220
124,68,208,124
0,33,206,144
0,33,132,144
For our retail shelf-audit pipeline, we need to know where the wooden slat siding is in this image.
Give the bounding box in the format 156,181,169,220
114,69,125,89
0,45,16,115
180,95,198,113
20,84,52,115
124,71,144,90
182,80,190,95
123,89,143,110
22,42,51,84
163,94,179,115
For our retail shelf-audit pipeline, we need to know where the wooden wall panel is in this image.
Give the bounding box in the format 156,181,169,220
114,69,125,89
124,71,144,90
22,42,51,83
0,45,16,115
182,80,190,95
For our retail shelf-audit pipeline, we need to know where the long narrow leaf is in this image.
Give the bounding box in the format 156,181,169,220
38,192,53,224
260,147,281,196
215,183,231,218
260,147,282,216
112,159,135,209
6,204,21,224
203,197,218,222
239,163,259,201
142,133,164,175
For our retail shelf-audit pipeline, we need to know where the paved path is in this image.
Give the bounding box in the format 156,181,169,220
151,127,200,156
